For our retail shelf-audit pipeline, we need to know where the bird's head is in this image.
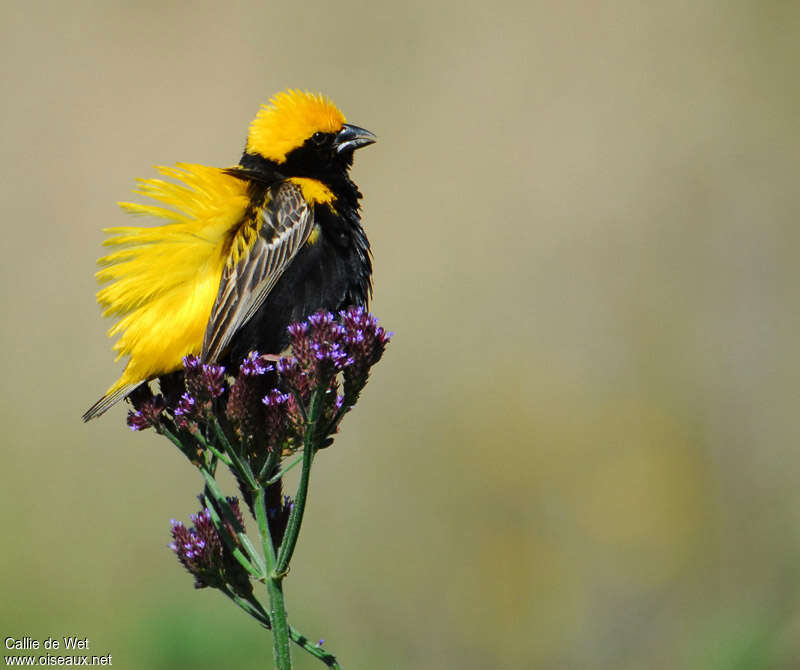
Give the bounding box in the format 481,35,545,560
242,90,375,177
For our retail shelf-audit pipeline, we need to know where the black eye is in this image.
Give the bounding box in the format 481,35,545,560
311,132,326,145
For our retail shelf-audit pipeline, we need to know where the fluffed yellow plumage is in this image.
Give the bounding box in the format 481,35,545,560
84,89,375,421
95,163,253,403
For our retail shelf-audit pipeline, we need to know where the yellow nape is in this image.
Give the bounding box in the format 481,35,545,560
96,163,251,394
246,90,346,164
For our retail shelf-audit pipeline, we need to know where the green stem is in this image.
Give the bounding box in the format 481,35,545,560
223,587,342,669
221,587,270,628
266,577,292,669
254,487,277,567
266,453,304,485
259,449,281,482
212,418,258,490
255,487,292,669
192,429,233,467
275,389,321,576
322,402,350,439
224,588,342,669
157,423,199,463
288,628,341,669
200,469,266,578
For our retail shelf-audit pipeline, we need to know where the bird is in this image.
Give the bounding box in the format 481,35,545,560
83,90,376,421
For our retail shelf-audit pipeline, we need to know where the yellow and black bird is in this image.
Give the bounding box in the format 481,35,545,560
83,90,375,421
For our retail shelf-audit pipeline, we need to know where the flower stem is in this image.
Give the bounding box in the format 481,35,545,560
157,423,199,463
254,486,277,565
192,429,233,467
288,628,341,669
223,585,343,669
224,587,342,669
265,452,304,485
266,577,292,669
200,468,266,578
212,417,258,490
221,587,270,628
255,486,292,669
275,389,321,576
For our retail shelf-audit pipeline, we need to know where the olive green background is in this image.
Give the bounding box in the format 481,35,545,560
2,1,799,668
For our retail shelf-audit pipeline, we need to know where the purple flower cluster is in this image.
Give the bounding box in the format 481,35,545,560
126,393,165,431
225,353,276,444
126,308,391,462
173,393,197,428
169,497,245,590
289,312,354,378
153,309,389,606
338,307,392,405
283,307,391,432
184,355,226,403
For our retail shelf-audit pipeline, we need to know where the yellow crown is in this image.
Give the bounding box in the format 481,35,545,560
246,90,346,164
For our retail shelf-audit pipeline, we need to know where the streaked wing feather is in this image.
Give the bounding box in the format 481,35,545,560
201,181,313,361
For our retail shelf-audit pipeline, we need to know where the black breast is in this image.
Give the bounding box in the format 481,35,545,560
224,200,372,366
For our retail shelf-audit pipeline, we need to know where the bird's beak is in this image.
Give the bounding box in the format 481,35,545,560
334,124,376,154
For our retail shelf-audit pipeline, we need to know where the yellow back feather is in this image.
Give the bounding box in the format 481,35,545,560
96,163,251,394
246,90,346,163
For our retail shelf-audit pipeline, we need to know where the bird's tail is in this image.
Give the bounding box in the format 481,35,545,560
82,382,141,422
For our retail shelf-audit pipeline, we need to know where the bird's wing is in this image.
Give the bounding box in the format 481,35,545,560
201,180,314,362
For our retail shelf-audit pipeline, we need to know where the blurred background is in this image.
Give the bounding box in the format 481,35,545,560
1,1,799,668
